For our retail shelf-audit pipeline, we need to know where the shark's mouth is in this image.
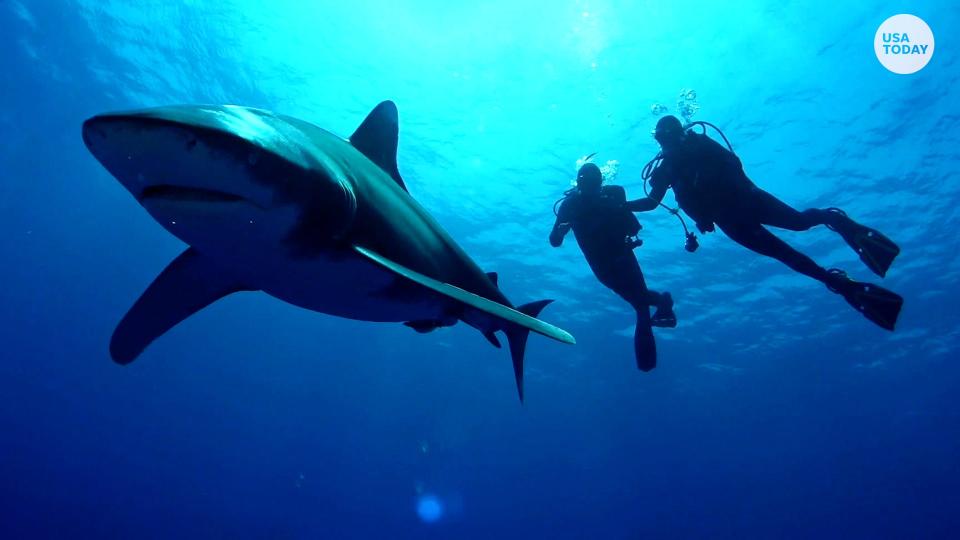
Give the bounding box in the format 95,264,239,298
140,184,246,204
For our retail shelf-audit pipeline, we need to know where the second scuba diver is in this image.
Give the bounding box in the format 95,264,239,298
550,162,676,372
628,115,903,330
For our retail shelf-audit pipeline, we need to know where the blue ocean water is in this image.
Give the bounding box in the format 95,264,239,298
2,0,958,538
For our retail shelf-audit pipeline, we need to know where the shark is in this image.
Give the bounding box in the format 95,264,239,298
81,100,575,401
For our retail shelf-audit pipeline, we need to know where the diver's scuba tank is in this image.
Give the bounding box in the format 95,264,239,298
640,119,736,253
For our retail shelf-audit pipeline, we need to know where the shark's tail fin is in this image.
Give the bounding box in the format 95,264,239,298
350,246,574,401
506,299,553,403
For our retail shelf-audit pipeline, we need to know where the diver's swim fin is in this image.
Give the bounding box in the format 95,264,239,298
827,269,903,331
651,292,677,328
827,209,900,277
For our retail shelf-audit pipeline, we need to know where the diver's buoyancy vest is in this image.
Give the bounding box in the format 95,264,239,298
560,187,640,259
661,134,752,221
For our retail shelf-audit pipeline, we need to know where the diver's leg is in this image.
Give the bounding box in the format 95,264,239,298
748,189,899,276
595,257,661,371
718,222,833,283
621,255,671,308
616,257,676,327
719,223,904,329
748,189,838,231
595,255,668,307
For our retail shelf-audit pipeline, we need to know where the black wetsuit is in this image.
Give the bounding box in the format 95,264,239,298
646,133,843,285
550,185,665,371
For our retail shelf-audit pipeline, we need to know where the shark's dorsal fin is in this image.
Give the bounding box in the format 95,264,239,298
486,272,499,287
110,248,253,364
350,101,407,191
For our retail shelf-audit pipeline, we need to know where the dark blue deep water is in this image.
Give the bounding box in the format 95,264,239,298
2,1,959,538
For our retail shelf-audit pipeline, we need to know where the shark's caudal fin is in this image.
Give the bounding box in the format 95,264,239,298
110,248,251,364
353,246,574,402
349,101,407,191
506,299,553,403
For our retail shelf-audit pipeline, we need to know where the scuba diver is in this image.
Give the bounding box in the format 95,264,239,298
628,114,902,330
550,162,676,372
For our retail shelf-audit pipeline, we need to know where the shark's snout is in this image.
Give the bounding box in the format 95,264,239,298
82,112,293,256
82,113,273,207
83,105,360,259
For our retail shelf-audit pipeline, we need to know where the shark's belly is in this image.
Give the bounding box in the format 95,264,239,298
143,198,445,323
226,248,446,322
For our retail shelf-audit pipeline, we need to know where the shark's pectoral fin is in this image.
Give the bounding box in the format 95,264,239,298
350,101,407,191
404,320,440,333
110,248,253,364
403,316,457,334
354,246,576,346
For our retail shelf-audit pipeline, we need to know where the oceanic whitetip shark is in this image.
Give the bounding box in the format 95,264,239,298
81,101,575,401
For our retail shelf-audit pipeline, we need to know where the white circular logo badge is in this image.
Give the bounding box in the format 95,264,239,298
875,14,935,74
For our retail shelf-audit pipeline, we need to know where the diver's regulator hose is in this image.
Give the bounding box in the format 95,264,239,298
640,153,699,253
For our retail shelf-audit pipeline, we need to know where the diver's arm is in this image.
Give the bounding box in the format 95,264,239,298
549,215,571,247
549,201,572,247
624,182,667,212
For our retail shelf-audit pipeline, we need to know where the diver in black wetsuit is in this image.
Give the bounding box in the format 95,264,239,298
550,163,676,371
629,115,903,330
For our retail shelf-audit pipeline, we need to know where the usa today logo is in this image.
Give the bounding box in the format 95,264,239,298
875,14,934,74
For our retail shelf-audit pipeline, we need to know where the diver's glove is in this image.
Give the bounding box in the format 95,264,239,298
696,221,715,234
